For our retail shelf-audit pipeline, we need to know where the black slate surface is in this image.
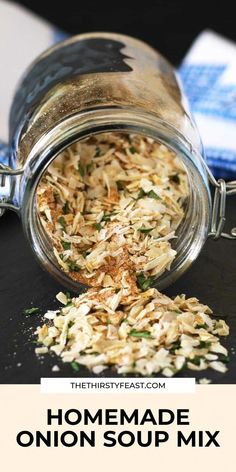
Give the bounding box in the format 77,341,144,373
0,194,235,384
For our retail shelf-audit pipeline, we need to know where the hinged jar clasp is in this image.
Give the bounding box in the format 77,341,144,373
195,152,236,240
209,177,236,240
0,162,23,215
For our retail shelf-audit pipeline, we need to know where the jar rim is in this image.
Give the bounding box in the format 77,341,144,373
19,106,212,291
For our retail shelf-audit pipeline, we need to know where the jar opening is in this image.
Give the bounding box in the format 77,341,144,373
25,127,211,291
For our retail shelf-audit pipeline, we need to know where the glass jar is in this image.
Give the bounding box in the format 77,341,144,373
0,32,235,291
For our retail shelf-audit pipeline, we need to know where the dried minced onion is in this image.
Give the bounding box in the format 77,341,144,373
37,132,188,288
35,132,229,377
35,288,229,376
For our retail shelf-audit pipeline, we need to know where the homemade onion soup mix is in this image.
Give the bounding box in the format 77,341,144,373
35,133,229,377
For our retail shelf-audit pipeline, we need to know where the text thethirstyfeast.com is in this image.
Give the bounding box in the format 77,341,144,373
16,408,220,448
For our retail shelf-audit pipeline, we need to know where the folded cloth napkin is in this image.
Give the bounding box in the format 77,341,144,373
0,0,236,179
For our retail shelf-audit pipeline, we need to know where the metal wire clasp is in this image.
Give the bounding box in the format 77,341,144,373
0,163,23,215
193,150,236,240
188,149,236,239
0,163,23,182
208,177,236,240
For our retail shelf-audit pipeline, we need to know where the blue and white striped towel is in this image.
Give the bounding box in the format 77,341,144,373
179,31,236,179
0,1,236,179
